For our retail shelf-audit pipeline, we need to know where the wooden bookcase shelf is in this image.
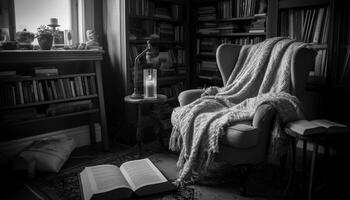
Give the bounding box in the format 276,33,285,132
196,32,266,37
1,109,100,126
0,50,109,150
129,15,184,24
192,0,268,88
0,94,98,111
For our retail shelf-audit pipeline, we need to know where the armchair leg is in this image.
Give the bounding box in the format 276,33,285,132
238,164,252,196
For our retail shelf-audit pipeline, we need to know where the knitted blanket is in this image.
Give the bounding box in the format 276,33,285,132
169,37,307,183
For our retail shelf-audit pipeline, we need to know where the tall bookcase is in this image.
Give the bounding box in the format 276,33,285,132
191,0,268,88
125,0,190,131
269,0,350,124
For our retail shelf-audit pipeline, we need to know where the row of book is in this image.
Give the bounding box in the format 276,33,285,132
0,76,97,106
196,36,264,56
197,0,262,20
219,0,259,18
128,0,182,20
309,49,328,78
249,17,265,33
197,20,264,35
279,7,330,44
0,100,93,123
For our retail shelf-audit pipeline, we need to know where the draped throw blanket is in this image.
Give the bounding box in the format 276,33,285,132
169,37,307,184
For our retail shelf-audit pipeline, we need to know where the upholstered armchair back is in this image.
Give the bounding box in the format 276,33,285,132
216,43,316,100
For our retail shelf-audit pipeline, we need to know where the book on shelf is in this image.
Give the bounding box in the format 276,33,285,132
0,70,16,77
279,7,329,43
46,100,93,116
34,67,59,77
79,158,175,200
286,119,349,135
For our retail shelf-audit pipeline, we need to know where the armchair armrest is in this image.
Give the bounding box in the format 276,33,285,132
178,89,204,106
252,104,276,128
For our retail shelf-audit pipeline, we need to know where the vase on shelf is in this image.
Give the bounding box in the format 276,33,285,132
37,33,53,50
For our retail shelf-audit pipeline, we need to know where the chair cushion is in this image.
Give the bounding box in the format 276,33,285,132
221,121,259,149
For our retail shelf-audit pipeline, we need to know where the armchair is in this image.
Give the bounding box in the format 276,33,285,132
178,43,316,195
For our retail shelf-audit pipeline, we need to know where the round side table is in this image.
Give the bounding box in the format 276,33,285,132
124,94,167,158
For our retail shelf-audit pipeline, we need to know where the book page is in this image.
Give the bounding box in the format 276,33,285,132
312,119,347,128
80,169,94,200
85,164,131,194
312,119,349,133
120,158,167,191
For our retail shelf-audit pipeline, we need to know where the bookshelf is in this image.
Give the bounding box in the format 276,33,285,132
269,0,331,83
191,0,268,88
125,0,190,131
269,0,350,124
0,50,109,150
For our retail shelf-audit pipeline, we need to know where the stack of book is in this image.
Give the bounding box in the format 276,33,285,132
157,23,174,40
249,18,266,33
197,38,218,56
197,22,219,35
154,6,171,19
217,23,240,34
197,6,216,20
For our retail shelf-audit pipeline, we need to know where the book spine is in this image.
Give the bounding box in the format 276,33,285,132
50,80,58,99
32,80,39,102
83,76,90,95
17,81,24,104
70,80,76,97
58,79,67,99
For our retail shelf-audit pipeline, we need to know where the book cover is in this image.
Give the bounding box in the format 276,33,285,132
79,158,175,200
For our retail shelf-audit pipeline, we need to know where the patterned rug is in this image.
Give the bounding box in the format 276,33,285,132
27,142,293,200
28,144,194,200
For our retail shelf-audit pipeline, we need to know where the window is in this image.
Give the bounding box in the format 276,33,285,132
14,0,72,33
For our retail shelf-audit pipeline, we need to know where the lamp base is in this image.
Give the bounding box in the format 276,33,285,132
129,92,144,99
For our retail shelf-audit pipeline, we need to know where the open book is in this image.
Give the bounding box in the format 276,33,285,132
79,158,175,200
286,119,349,135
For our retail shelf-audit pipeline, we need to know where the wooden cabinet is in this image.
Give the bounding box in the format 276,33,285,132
0,50,109,150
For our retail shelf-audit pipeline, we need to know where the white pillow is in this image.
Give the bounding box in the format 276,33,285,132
20,135,76,173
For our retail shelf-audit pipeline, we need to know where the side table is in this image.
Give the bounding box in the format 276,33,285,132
124,94,167,157
284,128,348,200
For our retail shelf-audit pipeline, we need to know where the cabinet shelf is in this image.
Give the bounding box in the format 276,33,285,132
0,94,98,111
1,108,100,126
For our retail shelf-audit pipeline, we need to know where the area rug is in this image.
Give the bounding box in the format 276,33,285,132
27,143,196,200
27,142,291,200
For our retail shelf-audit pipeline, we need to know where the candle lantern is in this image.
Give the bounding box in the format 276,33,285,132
143,68,157,98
